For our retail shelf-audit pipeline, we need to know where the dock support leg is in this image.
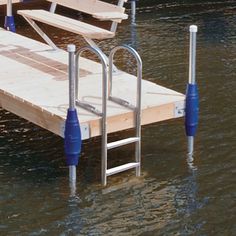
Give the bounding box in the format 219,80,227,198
4,0,16,32
185,25,199,155
130,0,137,23
64,45,82,194
187,136,194,155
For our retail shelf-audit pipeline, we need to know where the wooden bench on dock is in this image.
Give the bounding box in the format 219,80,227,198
18,0,128,50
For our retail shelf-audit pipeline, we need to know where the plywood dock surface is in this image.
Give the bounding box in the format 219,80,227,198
0,28,185,139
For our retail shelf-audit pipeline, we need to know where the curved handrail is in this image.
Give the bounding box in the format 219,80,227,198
108,44,142,111
75,46,108,116
75,46,108,185
108,45,142,177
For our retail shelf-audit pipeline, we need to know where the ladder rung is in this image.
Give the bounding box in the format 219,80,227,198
107,137,140,150
106,162,139,176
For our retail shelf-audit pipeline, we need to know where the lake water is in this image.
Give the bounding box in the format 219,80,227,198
0,1,235,235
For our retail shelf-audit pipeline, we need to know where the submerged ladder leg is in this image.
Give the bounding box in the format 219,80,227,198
185,25,199,155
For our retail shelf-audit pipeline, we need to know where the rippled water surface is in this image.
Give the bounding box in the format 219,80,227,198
0,1,236,235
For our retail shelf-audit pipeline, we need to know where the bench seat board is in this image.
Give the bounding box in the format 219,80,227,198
92,12,128,21
18,9,115,39
46,0,127,15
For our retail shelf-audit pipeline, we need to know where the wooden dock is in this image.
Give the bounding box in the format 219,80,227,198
0,27,185,140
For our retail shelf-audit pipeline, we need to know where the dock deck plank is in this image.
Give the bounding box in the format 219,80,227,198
0,28,185,139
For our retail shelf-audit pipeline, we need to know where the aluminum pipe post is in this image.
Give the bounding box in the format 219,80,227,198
185,25,199,155
130,0,137,23
64,44,82,186
5,0,16,32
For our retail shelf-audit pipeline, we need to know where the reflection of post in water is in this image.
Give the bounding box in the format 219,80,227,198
174,154,200,234
184,155,199,215
128,0,138,49
187,152,198,172
129,16,138,50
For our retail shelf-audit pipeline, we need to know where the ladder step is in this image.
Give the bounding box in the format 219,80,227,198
107,137,140,150
106,162,139,176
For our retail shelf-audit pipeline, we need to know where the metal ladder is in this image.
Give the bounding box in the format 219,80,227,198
75,45,142,186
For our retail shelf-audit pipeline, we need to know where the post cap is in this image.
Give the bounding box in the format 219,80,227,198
67,44,76,53
189,25,198,33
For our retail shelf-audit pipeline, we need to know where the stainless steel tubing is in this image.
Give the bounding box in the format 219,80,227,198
187,136,194,156
69,165,76,182
109,45,142,176
189,25,197,85
75,46,108,186
67,44,76,110
131,1,136,19
7,0,12,16
188,25,198,155
67,45,77,185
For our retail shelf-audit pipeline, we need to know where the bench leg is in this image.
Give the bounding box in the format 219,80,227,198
50,3,57,13
22,16,58,50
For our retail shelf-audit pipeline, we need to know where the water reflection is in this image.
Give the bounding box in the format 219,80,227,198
187,153,198,172
174,154,200,234
201,12,228,44
129,19,138,50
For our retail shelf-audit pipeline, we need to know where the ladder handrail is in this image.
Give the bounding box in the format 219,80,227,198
108,45,142,177
108,45,142,109
75,45,142,186
75,46,108,185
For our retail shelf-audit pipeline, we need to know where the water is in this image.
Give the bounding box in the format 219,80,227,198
0,1,236,235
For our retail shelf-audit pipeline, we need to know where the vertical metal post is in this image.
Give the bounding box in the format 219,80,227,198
188,136,194,155
186,25,199,155
110,0,126,32
101,62,108,186
135,51,142,176
65,44,82,193
68,44,76,111
50,2,57,13
189,25,197,85
130,0,136,22
5,0,16,32
69,165,76,196
7,0,12,16
68,45,76,185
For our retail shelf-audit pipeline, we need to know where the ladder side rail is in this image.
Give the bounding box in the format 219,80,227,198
108,45,142,176
75,46,108,186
